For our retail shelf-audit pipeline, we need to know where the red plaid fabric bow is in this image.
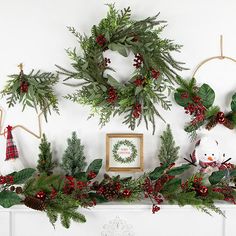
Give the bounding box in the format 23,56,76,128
5,125,19,161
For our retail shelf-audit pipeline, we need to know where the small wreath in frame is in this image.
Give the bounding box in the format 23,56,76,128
112,140,137,164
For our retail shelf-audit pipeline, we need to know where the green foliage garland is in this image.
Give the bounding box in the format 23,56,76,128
57,4,185,133
0,127,236,229
1,65,59,121
112,139,137,163
174,77,236,139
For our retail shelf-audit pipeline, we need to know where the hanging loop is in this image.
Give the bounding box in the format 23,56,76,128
192,35,236,77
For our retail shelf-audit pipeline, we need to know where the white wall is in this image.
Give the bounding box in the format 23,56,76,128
1,0,236,234
1,0,236,173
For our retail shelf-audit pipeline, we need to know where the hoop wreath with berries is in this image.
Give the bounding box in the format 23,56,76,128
174,77,236,139
57,4,185,133
112,140,137,164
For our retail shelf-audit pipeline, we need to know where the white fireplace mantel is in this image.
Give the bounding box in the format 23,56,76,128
1,203,236,236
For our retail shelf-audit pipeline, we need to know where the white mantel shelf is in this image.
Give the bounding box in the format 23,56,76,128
1,202,236,236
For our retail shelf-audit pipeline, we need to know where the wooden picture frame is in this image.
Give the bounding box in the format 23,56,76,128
106,133,144,172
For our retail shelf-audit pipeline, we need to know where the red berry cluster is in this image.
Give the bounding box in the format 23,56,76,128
216,112,225,124
96,34,107,47
152,204,160,214
63,176,88,194
87,171,97,180
104,58,111,67
132,103,142,118
213,186,236,204
0,175,14,185
134,77,145,86
151,69,160,79
181,175,208,197
133,54,143,68
123,189,132,197
184,96,206,125
35,191,46,201
143,177,166,214
107,87,118,103
20,81,29,93
50,188,57,199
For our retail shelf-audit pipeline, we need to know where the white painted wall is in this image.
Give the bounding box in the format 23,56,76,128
1,0,236,235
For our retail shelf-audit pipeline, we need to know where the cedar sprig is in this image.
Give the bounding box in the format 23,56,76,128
1,66,59,121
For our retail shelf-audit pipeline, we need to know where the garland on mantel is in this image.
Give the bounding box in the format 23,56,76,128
57,4,185,134
0,126,236,229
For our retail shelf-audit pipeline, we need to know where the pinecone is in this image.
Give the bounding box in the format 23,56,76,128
223,118,235,129
103,183,118,200
205,117,218,130
24,196,45,211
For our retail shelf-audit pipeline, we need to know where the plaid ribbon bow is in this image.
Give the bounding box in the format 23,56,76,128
5,125,19,161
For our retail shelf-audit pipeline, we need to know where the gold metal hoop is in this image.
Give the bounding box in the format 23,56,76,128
192,35,236,78
0,108,43,139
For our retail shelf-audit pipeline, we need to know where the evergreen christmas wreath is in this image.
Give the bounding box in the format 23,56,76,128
113,140,137,163
57,4,185,133
174,77,236,139
1,64,59,121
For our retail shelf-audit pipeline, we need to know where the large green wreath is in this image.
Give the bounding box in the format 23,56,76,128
57,4,185,133
113,140,137,163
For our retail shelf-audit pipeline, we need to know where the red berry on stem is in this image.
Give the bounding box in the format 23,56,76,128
96,35,107,47
151,69,160,79
35,191,46,201
123,189,132,197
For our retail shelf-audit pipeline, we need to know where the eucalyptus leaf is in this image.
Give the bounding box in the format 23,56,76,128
108,43,128,57
231,92,236,112
0,191,21,208
107,74,120,88
198,84,215,108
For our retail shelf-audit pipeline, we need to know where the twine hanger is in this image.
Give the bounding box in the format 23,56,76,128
192,35,236,77
0,63,43,139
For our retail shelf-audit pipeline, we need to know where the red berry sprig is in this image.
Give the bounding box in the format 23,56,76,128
87,171,97,180
151,69,160,79
152,204,160,214
96,34,107,47
132,103,142,118
0,175,14,185
20,81,29,93
35,191,46,201
133,54,143,68
216,112,225,124
123,189,132,198
107,87,118,103
134,77,144,86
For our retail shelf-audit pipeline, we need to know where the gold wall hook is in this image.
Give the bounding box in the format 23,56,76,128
192,35,236,77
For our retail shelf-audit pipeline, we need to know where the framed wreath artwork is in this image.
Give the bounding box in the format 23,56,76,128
106,133,143,172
